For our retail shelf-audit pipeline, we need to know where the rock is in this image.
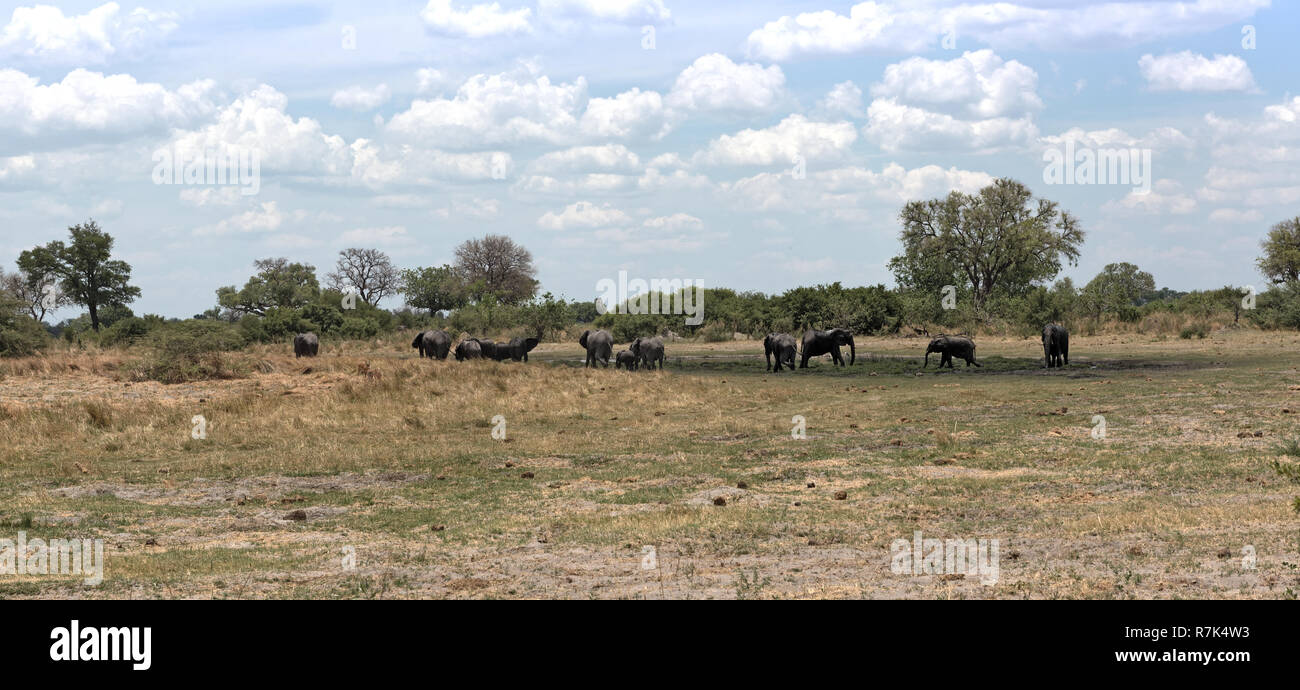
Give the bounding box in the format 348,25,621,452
834,491,847,500
521,471,535,479
713,496,726,506
285,509,307,521
736,481,748,489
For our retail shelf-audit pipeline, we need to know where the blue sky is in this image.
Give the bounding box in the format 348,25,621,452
1,0,1296,319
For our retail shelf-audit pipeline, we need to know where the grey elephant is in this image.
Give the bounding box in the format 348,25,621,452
412,330,452,360
799,328,855,368
579,329,613,368
467,338,498,360
764,333,797,372
293,332,319,358
924,335,981,368
1042,324,1069,368
631,336,665,370
495,337,540,362
614,350,638,370
454,339,482,361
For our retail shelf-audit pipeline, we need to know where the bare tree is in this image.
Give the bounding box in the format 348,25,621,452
453,234,538,305
1,269,60,321
326,248,401,307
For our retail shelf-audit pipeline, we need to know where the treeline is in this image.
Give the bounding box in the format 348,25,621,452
4,184,1300,360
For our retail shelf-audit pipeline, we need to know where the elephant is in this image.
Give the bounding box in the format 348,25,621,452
630,336,665,370
454,339,482,361
579,329,614,368
468,338,498,360
412,330,452,360
495,337,540,362
924,335,981,369
1042,324,1069,368
799,329,855,368
614,350,638,370
764,333,797,372
293,332,319,358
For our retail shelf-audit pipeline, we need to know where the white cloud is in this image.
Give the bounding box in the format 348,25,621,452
179,187,243,207
195,201,286,236
864,98,1036,153
434,198,501,220
416,68,450,95
722,162,992,213
1102,180,1196,215
642,213,702,231
1139,51,1255,92
338,226,412,247
871,50,1041,119
0,68,216,146
0,2,178,64
533,144,640,173
745,0,1269,60
818,81,864,119
579,87,669,139
330,84,391,111
538,201,632,229
1208,208,1262,224
666,53,785,113
539,0,670,24
420,0,531,38
694,114,857,166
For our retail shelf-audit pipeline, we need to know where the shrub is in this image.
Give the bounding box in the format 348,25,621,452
1179,323,1208,339
130,320,249,383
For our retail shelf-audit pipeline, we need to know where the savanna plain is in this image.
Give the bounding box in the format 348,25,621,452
2,330,1298,599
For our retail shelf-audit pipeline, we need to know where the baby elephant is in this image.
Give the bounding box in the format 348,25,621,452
293,332,319,358
924,335,980,369
1042,324,1069,368
764,333,797,372
614,350,638,370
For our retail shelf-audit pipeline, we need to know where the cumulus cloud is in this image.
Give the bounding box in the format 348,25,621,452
420,0,531,37
745,0,1269,60
537,201,632,229
871,50,1041,119
330,84,391,111
863,98,1036,153
1139,51,1255,92
817,81,864,119
666,53,785,113
0,2,178,64
532,144,640,174
0,68,217,148
694,115,857,166
721,162,992,213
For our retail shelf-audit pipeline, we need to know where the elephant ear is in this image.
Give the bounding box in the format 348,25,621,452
579,330,590,348
525,338,539,351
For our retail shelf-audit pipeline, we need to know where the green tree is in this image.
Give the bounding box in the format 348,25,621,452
1081,263,1155,320
217,258,320,316
17,220,140,331
400,264,467,314
889,178,1084,313
1258,217,1300,285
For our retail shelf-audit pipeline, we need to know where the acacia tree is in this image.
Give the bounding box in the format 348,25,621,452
453,234,538,305
1258,217,1300,284
17,220,140,331
889,178,1085,313
326,248,400,307
217,258,320,316
1080,262,1155,319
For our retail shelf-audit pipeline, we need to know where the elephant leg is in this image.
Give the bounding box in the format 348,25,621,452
799,352,809,368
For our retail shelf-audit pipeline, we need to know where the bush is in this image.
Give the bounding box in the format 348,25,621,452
339,315,380,340
0,314,48,357
130,320,249,383
1179,323,1208,339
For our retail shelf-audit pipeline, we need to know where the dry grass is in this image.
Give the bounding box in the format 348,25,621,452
1,330,1298,599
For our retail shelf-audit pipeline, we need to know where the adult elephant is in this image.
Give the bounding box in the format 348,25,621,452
799,329,855,368
454,339,482,361
468,338,498,360
631,336,665,370
293,332,319,358
924,335,981,369
764,333,797,372
1042,324,1069,368
614,350,638,370
495,337,540,362
579,329,613,368
412,330,452,360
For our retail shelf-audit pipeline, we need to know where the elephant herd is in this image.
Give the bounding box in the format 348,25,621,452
290,323,1072,370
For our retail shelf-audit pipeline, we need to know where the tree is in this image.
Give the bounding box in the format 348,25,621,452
326,248,401,307
889,178,1084,312
400,264,467,314
453,234,538,305
1081,262,1155,319
217,258,320,316
1258,217,1300,285
17,220,140,331
1,268,68,322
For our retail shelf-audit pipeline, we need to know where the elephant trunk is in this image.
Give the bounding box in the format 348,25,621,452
847,337,855,366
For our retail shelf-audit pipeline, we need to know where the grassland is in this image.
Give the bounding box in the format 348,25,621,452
2,330,1299,599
